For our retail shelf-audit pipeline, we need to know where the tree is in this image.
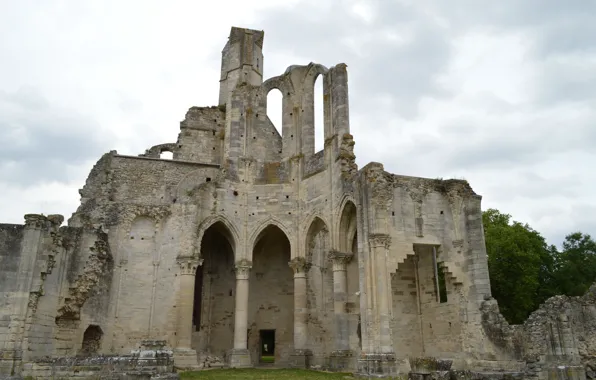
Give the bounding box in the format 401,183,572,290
482,209,555,324
554,232,596,297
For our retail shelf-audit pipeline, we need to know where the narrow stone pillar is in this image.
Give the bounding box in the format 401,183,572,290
289,257,312,368
368,234,392,353
357,234,399,378
229,259,252,368
328,250,354,370
173,256,202,369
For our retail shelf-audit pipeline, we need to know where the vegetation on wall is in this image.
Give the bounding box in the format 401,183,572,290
483,208,596,324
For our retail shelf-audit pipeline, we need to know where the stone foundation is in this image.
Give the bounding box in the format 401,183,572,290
357,353,398,377
228,349,251,368
328,350,355,371
16,340,178,380
289,349,312,369
172,349,199,370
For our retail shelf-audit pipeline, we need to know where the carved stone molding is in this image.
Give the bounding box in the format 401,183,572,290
289,257,310,275
24,214,48,229
368,234,391,249
328,250,354,271
121,205,172,235
176,256,202,276
235,259,252,280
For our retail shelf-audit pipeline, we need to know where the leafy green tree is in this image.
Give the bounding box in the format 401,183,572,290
554,232,596,297
482,209,555,324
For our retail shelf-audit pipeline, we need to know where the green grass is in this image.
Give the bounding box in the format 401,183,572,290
260,355,275,363
180,368,354,379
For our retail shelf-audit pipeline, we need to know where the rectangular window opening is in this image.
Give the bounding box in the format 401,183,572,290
436,261,448,303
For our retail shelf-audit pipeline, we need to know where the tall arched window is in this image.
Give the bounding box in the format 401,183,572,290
267,89,283,136
314,75,324,152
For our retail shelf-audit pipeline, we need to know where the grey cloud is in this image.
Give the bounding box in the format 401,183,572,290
255,0,453,118
0,87,114,186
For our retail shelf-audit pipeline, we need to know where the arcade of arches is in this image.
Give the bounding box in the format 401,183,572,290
176,205,360,366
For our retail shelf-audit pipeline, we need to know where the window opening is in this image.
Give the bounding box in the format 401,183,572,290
314,75,324,152
267,89,283,136
160,151,173,160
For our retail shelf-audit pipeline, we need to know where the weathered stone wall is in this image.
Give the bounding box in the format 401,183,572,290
176,106,225,164
0,223,25,375
53,228,113,357
481,284,596,379
0,214,114,377
356,163,502,374
391,256,424,357
305,219,335,365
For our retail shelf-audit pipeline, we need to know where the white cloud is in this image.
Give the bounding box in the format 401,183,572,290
0,0,594,248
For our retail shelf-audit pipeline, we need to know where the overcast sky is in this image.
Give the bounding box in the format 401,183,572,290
1,0,594,247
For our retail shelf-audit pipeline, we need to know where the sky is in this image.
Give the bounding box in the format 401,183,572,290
0,0,595,247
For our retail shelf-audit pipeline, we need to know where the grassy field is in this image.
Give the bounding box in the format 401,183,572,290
180,368,354,379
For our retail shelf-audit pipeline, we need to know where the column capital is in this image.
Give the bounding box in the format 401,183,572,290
24,214,47,229
235,259,252,280
176,256,202,275
328,250,353,271
368,233,391,249
289,257,310,275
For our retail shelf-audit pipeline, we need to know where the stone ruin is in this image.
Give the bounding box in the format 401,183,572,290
0,26,594,379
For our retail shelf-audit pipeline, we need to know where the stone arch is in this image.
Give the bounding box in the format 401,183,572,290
337,197,358,251
302,63,329,89
81,325,103,355
262,75,294,97
196,215,240,258
305,217,330,269
302,212,331,246
303,216,333,344
193,219,237,356
140,142,177,159
249,217,294,259
120,206,171,235
248,222,294,363
262,76,294,139
129,216,157,240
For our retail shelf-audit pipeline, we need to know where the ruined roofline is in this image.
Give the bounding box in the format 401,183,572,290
359,161,477,196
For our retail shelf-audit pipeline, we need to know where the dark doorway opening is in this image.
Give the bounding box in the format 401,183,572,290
259,329,275,363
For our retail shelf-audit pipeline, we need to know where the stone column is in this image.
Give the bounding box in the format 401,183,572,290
369,234,393,353
289,257,312,368
229,259,252,368
173,256,201,369
328,250,354,370
357,234,399,378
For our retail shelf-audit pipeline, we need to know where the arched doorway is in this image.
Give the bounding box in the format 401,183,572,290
193,221,236,358
248,225,293,366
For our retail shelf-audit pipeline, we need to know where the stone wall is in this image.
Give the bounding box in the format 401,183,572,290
482,283,596,379
0,224,25,375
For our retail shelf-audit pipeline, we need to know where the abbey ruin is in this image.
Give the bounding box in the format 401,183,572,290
0,27,594,379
